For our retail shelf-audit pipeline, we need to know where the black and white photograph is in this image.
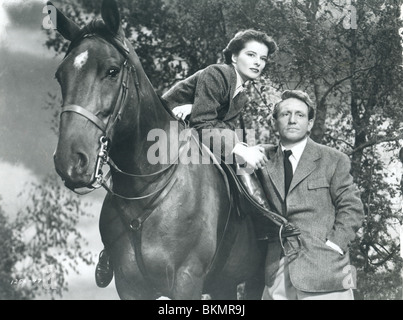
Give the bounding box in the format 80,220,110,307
0,0,402,304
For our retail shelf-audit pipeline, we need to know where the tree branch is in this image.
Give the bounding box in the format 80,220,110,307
348,132,403,156
368,244,400,267
328,135,355,150
319,66,373,107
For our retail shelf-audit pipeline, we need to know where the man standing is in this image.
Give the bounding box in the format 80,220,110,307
260,90,364,300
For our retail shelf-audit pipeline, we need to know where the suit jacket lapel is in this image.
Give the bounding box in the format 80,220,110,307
288,138,321,193
266,146,286,201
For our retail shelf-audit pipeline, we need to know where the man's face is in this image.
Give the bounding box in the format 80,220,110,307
273,98,314,147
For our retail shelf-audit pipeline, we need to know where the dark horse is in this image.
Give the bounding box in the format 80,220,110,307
52,0,265,300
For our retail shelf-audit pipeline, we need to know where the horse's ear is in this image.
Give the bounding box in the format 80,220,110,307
101,0,121,35
47,1,80,41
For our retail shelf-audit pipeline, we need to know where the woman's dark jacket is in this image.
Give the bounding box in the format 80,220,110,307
161,63,248,159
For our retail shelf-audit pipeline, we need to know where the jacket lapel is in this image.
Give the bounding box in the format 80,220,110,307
223,65,247,121
288,138,321,193
263,138,321,200
265,146,286,201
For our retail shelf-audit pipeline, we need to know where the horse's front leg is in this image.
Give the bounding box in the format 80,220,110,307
172,255,207,300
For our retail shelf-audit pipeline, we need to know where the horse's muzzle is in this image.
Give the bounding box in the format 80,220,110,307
53,151,93,189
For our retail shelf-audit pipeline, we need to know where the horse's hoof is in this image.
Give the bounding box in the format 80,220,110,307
95,249,114,288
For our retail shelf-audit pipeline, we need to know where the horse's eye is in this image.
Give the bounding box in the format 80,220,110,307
108,68,120,78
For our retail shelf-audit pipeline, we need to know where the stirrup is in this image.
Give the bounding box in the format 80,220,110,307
279,224,302,257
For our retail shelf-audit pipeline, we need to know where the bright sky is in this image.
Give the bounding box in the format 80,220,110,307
0,0,53,56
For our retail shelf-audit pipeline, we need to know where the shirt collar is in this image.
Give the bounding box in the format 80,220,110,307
281,138,308,163
233,66,246,98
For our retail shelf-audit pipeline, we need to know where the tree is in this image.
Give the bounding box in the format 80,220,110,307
0,200,26,300
9,176,94,299
0,177,94,300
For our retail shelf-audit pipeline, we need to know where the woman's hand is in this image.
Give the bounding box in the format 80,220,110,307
172,104,192,120
232,143,269,170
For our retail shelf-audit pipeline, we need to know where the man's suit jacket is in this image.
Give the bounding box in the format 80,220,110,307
161,64,248,158
259,138,364,292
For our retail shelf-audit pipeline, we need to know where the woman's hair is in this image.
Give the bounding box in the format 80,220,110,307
222,29,277,65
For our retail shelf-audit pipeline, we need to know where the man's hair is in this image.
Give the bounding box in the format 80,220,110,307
273,90,316,120
222,29,277,68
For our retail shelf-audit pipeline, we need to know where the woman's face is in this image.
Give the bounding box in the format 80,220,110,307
232,40,269,81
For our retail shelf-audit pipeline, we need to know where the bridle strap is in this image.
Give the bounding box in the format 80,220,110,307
60,58,131,138
61,104,107,132
104,60,131,140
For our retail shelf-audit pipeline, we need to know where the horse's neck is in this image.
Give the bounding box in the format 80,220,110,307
110,85,178,195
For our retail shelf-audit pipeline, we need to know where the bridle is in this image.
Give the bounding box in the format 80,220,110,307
59,22,181,200
61,55,131,194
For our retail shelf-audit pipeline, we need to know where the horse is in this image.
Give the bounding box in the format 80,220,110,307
51,0,266,300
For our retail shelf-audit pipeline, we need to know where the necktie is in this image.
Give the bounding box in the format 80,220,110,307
284,150,293,195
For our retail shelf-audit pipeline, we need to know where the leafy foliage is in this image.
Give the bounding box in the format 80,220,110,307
0,177,94,299
0,201,27,300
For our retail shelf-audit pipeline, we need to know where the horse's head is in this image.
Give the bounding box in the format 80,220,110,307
52,0,139,190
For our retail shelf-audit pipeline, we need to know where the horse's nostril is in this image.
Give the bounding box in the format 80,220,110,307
76,152,89,171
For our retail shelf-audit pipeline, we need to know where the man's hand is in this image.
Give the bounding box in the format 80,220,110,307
232,143,269,170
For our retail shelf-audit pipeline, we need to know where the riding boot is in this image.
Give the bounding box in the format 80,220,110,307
95,249,114,288
237,171,300,243
237,172,277,240
238,172,270,209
